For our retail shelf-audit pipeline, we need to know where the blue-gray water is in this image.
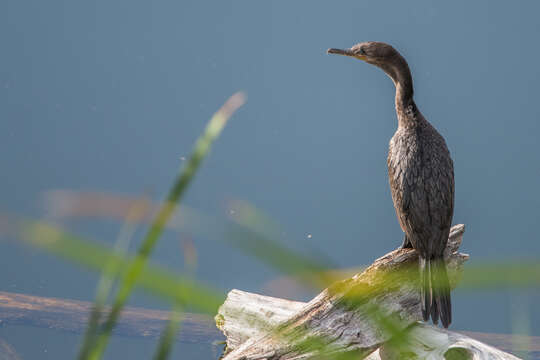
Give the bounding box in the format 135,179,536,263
1,0,539,358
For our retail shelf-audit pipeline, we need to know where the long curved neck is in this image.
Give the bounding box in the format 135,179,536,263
378,55,418,128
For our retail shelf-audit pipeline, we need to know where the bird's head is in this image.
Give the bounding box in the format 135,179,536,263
327,41,400,67
327,41,413,93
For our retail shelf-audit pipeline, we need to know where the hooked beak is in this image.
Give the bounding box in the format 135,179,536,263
327,48,354,56
327,48,366,61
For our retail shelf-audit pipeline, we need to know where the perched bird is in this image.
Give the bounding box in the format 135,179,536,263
328,42,455,328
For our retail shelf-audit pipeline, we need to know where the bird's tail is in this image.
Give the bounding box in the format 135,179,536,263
419,257,452,328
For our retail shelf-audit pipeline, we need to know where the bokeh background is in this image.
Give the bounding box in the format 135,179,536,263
1,0,539,358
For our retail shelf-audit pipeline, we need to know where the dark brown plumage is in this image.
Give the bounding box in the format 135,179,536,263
328,42,455,328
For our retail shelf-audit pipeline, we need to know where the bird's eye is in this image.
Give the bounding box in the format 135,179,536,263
356,48,366,55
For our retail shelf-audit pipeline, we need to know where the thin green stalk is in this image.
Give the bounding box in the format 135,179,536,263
511,294,531,360
87,92,245,360
153,303,183,360
78,197,149,360
152,237,196,360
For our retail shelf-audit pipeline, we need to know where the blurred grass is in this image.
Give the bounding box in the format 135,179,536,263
6,197,540,358
43,191,337,289
5,197,540,358
78,196,150,360
154,303,183,360
86,92,246,360
460,262,540,289
11,219,225,313
1,90,539,358
5,215,415,358
42,190,540,292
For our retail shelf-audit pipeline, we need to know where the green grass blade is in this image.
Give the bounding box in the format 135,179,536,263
11,218,225,312
459,261,540,290
78,198,149,360
87,92,245,360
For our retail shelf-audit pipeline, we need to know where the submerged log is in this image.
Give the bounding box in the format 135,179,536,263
0,291,220,343
215,224,520,360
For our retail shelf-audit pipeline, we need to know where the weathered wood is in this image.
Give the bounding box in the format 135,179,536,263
217,289,540,357
216,224,522,360
366,325,521,360
0,289,535,359
215,290,307,351
218,289,523,359
0,291,221,343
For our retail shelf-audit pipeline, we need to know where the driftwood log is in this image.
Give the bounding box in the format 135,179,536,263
0,290,537,358
216,224,521,360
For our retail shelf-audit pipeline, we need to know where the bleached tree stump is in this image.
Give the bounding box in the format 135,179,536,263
216,225,521,360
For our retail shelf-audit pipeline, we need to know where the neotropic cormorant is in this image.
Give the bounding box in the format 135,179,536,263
328,42,455,328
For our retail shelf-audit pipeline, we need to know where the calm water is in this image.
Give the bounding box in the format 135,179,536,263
1,0,540,358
